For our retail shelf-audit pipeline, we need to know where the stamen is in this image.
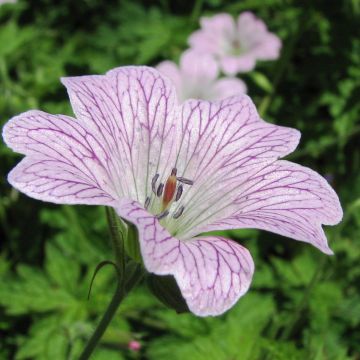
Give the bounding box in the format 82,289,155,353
157,209,169,220
144,196,150,209
151,174,159,194
175,184,183,201
177,177,194,185
173,206,184,219
157,183,164,197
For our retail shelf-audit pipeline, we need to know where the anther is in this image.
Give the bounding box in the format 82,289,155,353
151,174,159,194
156,210,169,220
177,177,194,185
171,168,177,176
173,206,185,219
144,196,150,209
157,183,164,197
175,184,183,201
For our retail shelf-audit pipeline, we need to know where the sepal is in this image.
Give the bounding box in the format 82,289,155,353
147,274,190,314
124,222,142,263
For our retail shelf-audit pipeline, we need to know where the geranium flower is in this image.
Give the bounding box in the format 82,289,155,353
157,49,246,102
189,12,282,75
128,340,141,352
0,0,16,5
2,66,342,316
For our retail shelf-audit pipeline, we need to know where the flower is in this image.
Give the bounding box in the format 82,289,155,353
0,0,16,5
189,12,282,75
2,66,342,316
157,49,246,102
128,340,141,352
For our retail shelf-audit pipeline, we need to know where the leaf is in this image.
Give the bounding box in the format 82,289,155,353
249,71,274,93
45,242,81,293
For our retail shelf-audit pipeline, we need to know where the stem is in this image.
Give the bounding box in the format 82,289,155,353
79,281,124,360
79,262,143,359
79,208,143,359
190,0,203,24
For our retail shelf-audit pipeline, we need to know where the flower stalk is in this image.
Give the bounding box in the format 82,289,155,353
79,273,125,360
79,208,143,360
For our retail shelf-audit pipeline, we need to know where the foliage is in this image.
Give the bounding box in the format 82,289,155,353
0,0,359,359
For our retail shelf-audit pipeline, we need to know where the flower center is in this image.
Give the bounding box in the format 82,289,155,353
230,38,245,56
145,167,193,222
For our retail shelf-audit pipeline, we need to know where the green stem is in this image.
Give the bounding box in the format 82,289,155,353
190,0,203,24
79,262,143,360
79,208,143,359
79,280,125,360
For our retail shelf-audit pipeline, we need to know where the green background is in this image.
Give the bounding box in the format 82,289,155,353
1,0,360,359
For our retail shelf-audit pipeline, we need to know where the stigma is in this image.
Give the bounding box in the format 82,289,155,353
162,168,177,210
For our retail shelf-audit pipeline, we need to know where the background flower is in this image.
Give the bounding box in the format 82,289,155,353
189,12,282,75
157,49,246,102
0,0,17,5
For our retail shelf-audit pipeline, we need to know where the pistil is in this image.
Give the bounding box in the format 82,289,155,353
162,168,177,210
149,168,193,220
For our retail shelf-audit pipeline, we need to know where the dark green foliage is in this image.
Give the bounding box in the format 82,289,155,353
1,0,359,359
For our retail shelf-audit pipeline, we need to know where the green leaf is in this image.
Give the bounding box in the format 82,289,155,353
249,71,274,93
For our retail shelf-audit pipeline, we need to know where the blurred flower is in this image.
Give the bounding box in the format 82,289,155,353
157,49,246,102
3,66,342,316
189,12,282,75
128,340,141,351
0,0,16,4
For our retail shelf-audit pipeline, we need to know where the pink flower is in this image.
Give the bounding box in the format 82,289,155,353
2,66,342,316
0,0,16,4
157,50,246,102
128,340,141,351
189,12,282,75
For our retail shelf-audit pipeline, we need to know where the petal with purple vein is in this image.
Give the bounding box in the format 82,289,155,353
3,110,116,205
116,199,254,316
165,96,300,238
61,66,178,203
197,160,343,254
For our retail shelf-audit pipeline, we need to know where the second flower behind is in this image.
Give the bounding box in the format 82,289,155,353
157,49,246,102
